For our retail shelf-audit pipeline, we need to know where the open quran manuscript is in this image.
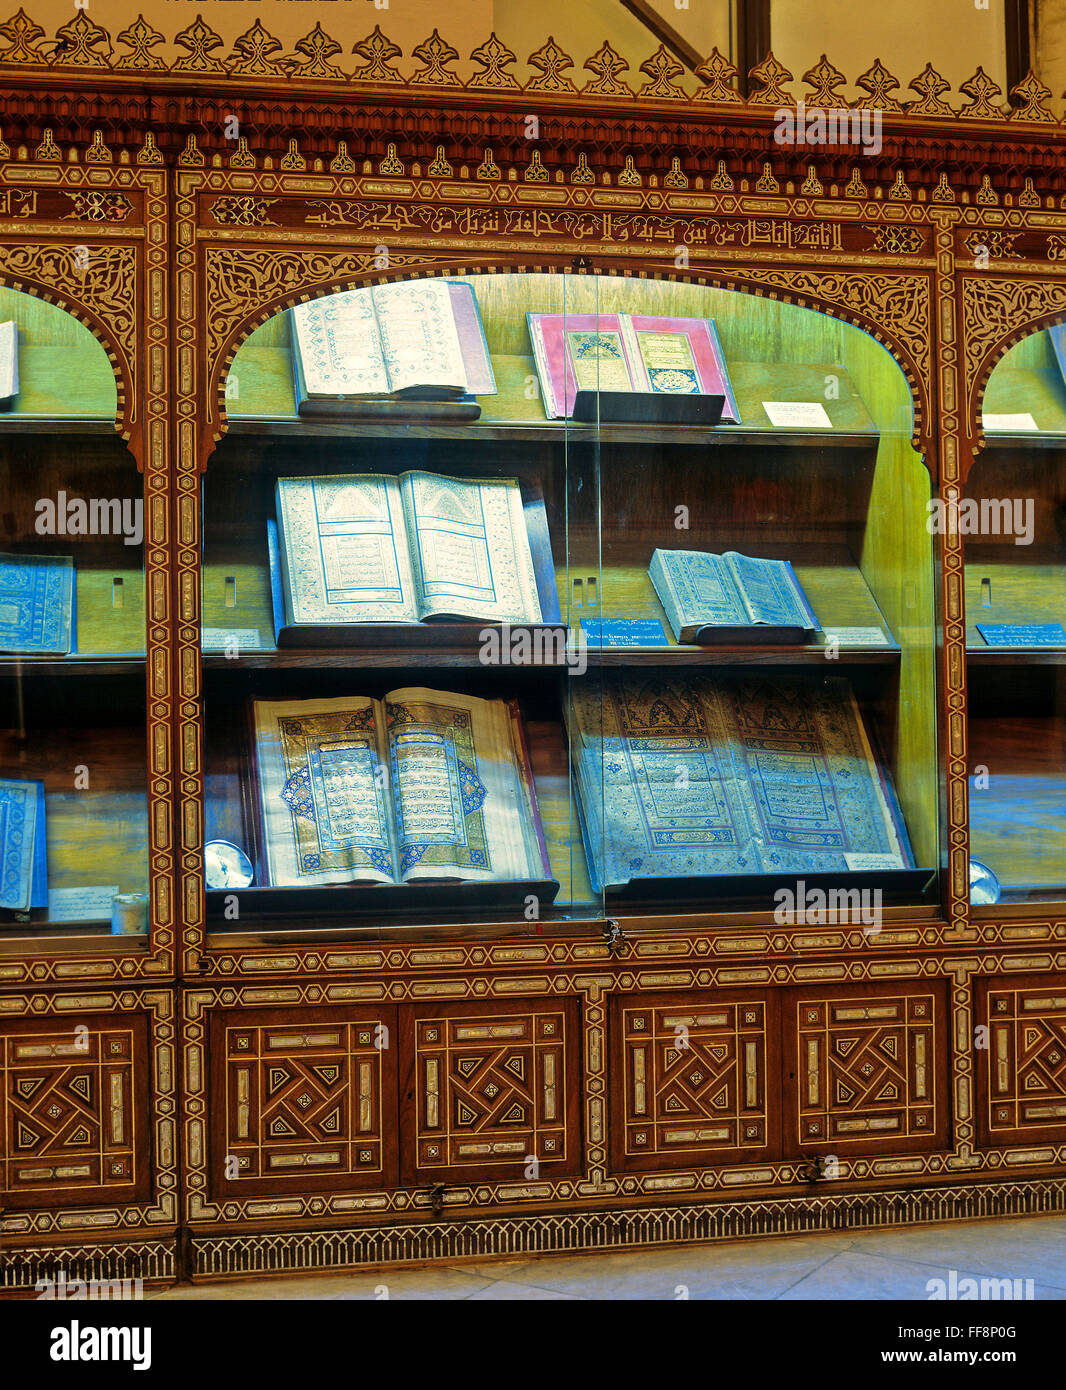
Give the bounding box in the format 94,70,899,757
649,548,819,644
251,689,549,888
273,472,544,631
290,280,496,409
568,674,912,892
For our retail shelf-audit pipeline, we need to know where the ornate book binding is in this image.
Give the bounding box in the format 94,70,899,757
527,310,739,421
0,553,74,655
649,549,820,644
0,779,47,912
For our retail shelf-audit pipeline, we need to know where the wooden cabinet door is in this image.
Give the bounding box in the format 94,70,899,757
0,1012,151,1210
976,973,1066,1149
608,990,780,1172
782,982,949,1159
207,1004,398,1200
399,999,581,1185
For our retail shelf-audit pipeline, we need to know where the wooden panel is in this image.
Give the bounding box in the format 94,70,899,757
0,1012,150,1209
399,999,581,1184
609,990,779,1172
207,1005,398,1199
783,982,949,1157
976,974,1066,1147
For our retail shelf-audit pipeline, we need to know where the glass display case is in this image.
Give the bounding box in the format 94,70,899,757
969,327,1066,906
0,288,149,944
201,270,942,936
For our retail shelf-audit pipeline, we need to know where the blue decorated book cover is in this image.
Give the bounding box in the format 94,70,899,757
0,778,47,911
0,553,74,655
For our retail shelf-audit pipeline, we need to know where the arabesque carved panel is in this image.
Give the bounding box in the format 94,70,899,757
977,975,1066,1147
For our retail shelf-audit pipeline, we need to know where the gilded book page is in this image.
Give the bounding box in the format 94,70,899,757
569,675,911,890
291,291,389,397
400,473,543,623
565,330,636,394
370,280,467,394
252,697,397,887
276,474,419,625
384,687,537,883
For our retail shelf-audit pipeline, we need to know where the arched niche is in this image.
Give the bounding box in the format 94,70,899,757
198,270,941,928
0,285,150,939
967,324,1066,907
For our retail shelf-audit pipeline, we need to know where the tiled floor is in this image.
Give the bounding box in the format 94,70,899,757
151,1213,1066,1300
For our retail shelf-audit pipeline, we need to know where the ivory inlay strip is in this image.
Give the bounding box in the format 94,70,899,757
834,1005,899,1022
661,1014,728,1027
266,1032,340,1049
426,1058,439,1128
807,1039,820,1106
633,1046,647,1115
995,1026,1010,1092
269,1151,340,1168
543,1053,557,1121
454,1024,525,1040
456,1140,525,1156
837,1117,898,1132
664,1127,729,1142
914,1035,927,1099
358,1061,373,1132
745,1042,758,1108
236,1067,250,1139
109,1074,124,1144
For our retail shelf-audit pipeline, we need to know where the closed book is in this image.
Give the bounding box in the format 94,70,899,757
0,779,47,911
0,320,17,409
0,553,74,655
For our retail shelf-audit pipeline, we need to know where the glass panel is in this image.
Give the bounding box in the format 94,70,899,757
565,276,940,924
0,287,149,942
203,271,599,933
969,327,1066,906
203,270,940,939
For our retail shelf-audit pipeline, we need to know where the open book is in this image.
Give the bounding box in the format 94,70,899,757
290,280,496,412
0,779,47,910
250,690,550,888
272,472,547,640
527,311,739,421
649,549,819,644
567,673,913,893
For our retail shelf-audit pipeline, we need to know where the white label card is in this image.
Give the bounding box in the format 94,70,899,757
763,401,833,429
202,628,261,649
48,885,119,923
983,413,1039,432
823,627,892,647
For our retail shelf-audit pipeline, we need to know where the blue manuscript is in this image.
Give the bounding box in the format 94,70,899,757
568,674,912,891
0,779,47,911
648,549,819,644
0,553,74,655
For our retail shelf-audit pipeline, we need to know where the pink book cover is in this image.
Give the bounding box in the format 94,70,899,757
626,315,741,423
526,312,643,419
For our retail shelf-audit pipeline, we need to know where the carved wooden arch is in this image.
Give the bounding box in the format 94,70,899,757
0,249,141,463
200,251,933,468
959,272,1066,482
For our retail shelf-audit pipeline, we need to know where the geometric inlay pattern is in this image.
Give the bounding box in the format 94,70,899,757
1,1026,137,1200
617,998,771,1164
221,1018,390,1190
412,1011,569,1172
986,984,1066,1137
792,992,938,1147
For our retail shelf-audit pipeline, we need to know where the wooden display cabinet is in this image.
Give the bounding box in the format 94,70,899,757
1,14,1066,1289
